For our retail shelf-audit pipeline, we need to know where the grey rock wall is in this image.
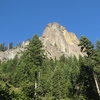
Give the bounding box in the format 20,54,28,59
0,23,84,61
40,23,84,59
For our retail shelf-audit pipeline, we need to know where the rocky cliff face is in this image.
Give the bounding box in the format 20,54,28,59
0,23,84,61
40,23,84,59
0,41,29,61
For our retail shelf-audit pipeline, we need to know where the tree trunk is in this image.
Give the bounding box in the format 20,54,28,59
34,71,38,100
34,79,37,100
93,72,100,97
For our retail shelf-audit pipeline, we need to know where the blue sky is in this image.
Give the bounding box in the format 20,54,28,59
0,0,100,46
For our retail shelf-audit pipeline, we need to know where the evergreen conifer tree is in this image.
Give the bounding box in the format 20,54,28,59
22,34,44,99
79,36,94,57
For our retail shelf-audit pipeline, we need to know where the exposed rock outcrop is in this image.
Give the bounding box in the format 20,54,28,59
0,41,29,61
0,23,84,61
40,23,84,59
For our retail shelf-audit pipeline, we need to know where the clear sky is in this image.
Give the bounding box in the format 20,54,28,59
0,0,100,46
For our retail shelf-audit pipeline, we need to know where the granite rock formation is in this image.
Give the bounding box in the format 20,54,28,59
40,23,84,59
0,23,84,61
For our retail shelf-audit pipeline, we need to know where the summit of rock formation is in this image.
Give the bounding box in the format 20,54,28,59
40,23,84,59
0,23,84,61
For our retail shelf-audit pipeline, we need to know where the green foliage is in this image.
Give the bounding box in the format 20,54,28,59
79,36,100,100
8,43,13,49
23,34,44,66
0,43,14,51
79,36,94,57
96,41,100,50
0,43,7,51
0,81,12,100
0,35,99,100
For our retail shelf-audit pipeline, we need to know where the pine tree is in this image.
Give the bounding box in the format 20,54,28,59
22,34,44,99
78,36,100,99
79,36,94,57
96,41,100,50
8,43,13,49
0,43,6,51
23,34,44,66
93,41,100,97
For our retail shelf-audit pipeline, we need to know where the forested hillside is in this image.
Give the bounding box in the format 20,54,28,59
0,35,100,100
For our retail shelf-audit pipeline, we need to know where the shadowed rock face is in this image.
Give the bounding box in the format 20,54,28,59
0,23,84,61
40,23,84,59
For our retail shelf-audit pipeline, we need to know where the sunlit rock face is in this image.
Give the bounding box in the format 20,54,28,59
0,47,24,61
0,41,29,61
0,23,84,61
40,23,84,59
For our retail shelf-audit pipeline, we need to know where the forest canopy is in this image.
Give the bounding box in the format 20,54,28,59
0,35,100,100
